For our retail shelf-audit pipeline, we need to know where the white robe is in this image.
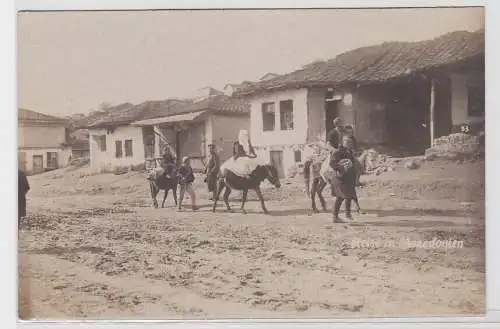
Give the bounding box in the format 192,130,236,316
220,156,265,178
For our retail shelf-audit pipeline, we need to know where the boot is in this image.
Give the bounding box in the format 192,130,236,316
333,198,345,223
345,199,354,220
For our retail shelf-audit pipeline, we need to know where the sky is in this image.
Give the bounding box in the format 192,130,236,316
17,7,484,116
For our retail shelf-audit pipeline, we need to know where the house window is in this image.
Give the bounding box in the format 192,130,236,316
262,102,275,131
124,139,133,157
46,152,58,169
115,140,123,158
467,83,485,117
98,136,107,152
294,150,302,163
280,100,294,130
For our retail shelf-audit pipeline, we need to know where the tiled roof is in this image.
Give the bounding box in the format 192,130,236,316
83,101,186,128
85,95,249,129
174,95,249,116
18,108,70,126
236,30,484,95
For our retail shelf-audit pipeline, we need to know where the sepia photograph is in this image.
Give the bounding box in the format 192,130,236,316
17,7,485,320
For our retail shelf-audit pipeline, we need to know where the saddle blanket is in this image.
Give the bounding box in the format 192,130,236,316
220,156,265,178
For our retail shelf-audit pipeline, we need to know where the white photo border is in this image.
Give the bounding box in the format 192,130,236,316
4,0,499,328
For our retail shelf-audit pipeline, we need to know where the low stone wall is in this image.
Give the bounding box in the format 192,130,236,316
425,133,483,160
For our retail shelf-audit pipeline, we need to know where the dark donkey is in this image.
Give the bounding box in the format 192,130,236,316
212,164,281,214
147,169,178,208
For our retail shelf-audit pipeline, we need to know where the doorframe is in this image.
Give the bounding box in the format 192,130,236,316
269,150,285,179
32,154,44,174
325,99,340,134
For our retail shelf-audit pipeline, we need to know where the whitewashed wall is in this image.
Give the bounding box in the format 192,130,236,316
88,125,145,172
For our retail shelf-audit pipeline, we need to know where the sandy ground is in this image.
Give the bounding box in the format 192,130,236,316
18,159,485,319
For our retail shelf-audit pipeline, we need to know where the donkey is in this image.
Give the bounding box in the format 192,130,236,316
212,164,281,214
304,147,371,213
147,168,178,208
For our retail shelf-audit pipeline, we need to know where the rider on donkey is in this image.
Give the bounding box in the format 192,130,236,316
160,146,177,179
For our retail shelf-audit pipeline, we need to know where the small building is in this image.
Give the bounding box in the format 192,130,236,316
84,101,180,172
132,94,250,171
236,30,485,177
18,108,72,175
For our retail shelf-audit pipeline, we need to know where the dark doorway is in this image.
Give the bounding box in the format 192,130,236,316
325,100,340,134
385,79,431,155
434,77,453,138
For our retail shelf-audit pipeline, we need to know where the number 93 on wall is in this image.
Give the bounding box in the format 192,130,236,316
460,123,471,134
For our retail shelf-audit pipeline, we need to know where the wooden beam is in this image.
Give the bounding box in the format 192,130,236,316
153,125,176,157
430,78,436,146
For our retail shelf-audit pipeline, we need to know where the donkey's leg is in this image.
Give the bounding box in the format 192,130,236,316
317,178,328,212
212,179,225,213
150,181,159,208
254,186,269,214
240,189,248,214
223,186,233,212
162,188,169,208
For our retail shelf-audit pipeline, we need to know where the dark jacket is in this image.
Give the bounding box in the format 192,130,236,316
328,147,357,199
329,147,356,180
327,128,343,149
178,164,195,184
18,170,29,218
162,151,175,165
18,170,30,196
205,152,220,176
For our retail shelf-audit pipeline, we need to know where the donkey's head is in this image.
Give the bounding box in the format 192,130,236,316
260,164,281,188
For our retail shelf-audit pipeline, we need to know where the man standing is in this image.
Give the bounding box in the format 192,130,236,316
178,156,198,211
18,169,30,222
326,117,344,150
205,144,220,200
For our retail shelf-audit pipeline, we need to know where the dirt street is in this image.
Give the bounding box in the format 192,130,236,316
18,160,485,319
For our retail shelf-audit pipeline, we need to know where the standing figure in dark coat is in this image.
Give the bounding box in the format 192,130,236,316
329,135,357,223
205,144,220,200
18,169,30,221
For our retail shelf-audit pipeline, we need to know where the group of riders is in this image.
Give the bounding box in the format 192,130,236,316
158,138,258,206
158,116,360,223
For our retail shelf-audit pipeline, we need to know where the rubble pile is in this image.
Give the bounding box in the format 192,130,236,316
425,133,482,160
358,149,399,176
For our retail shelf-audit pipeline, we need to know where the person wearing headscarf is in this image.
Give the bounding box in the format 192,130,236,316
204,144,220,200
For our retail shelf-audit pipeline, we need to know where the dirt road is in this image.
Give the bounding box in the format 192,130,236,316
18,160,485,319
